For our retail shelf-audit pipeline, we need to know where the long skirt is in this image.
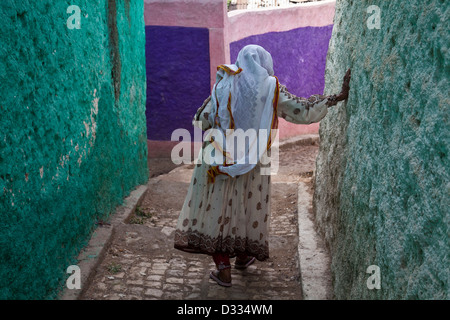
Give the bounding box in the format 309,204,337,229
174,151,272,261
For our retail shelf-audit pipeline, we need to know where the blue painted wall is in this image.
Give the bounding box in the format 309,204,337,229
145,25,333,142
145,26,211,141
230,26,333,97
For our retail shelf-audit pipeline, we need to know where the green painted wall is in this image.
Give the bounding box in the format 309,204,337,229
0,0,148,299
314,0,448,299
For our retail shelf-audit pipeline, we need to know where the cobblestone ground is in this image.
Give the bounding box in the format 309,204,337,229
80,143,319,300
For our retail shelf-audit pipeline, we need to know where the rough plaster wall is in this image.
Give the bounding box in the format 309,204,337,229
0,0,147,299
313,0,449,299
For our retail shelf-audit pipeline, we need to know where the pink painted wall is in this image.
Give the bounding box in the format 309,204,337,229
227,2,336,42
144,0,335,90
226,2,335,140
144,0,228,91
145,0,336,157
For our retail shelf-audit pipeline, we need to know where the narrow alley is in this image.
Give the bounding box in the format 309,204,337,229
78,136,332,300
1,0,447,302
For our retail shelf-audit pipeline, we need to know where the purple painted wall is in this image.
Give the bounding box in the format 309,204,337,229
230,26,333,97
145,25,211,141
145,25,333,142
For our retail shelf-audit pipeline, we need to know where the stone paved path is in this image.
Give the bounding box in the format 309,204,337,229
80,137,322,300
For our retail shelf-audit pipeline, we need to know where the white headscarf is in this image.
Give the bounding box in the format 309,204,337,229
205,45,279,182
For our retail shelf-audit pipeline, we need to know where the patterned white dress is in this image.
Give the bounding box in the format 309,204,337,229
174,84,330,261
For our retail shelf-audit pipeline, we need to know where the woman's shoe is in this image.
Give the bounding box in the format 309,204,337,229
235,256,256,269
209,270,232,287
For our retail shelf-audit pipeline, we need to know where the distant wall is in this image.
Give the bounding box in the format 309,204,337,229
228,3,335,138
0,0,148,299
230,26,333,102
145,25,211,141
144,0,226,146
313,0,449,299
144,0,335,154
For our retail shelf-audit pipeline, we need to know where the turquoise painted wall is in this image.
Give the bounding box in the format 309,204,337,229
314,0,448,299
0,0,148,299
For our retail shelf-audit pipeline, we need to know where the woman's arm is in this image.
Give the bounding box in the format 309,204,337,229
277,86,329,124
277,69,351,124
193,96,213,131
325,69,351,107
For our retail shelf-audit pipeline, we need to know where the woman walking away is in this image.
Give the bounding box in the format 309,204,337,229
174,44,351,287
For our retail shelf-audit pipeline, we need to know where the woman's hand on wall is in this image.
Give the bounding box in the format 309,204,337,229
339,68,351,100
326,68,351,107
